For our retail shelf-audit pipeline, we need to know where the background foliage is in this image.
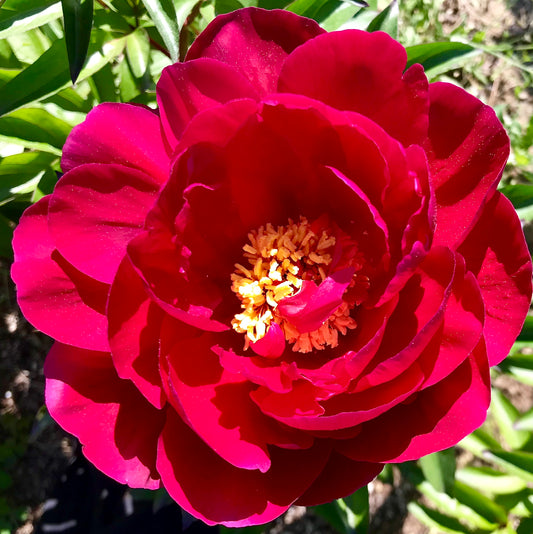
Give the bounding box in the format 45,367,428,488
0,0,532,533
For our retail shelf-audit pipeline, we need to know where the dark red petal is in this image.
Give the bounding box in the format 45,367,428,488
425,82,509,248
45,343,164,489
278,31,429,146
163,326,313,472
296,451,382,506
49,164,160,284
157,410,329,526
11,198,109,351
337,341,490,462
108,256,166,409
61,103,169,183
156,58,259,151
186,7,324,95
458,192,532,365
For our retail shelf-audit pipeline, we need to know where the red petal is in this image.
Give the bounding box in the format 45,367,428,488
278,31,428,146
296,451,382,506
186,7,324,95
108,256,166,409
277,268,355,334
458,192,532,365
337,341,490,462
11,198,109,351
45,343,164,489
61,103,169,183
425,82,509,248
162,324,313,472
156,58,259,151
157,409,329,526
49,164,160,284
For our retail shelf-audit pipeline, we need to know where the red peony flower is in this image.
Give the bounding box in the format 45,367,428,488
12,7,532,526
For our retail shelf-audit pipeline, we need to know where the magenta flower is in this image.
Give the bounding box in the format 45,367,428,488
12,7,532,526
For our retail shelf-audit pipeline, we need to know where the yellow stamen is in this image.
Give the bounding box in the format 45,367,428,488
231,217,362,353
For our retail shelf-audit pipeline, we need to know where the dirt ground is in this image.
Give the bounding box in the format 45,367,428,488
1,0,532,533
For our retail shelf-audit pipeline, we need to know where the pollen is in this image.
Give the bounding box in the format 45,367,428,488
231,217,368,354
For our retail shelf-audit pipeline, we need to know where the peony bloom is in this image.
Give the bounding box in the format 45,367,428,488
12,7,532,526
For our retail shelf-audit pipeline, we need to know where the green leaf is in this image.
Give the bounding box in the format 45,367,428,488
419,448,456,494
406,41,479,80
61,0,94,83
366,0,397,38
214,0,244,15
484,450,533,483
126,28,150,78
514,406,533,432
453,480,508,526
490,388,530,450
500,184,533,210
340,485,369,534
407,502,472,534
0,1,62,40
517,315,533,342
313,500,353,534
0,151,56,203
459,428,502,456
417,480,500,531
141,0,180,62
0,108,71,148
0,31,126,116
456,466,528,495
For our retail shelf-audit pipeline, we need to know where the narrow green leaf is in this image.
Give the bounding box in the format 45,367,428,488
418,480,499,531
366,0,397,39
214,0,244,15
406,41,479,80
484,450,533,483
491,388,530,450
0,1,62,40
453,480,508,525
407,502,471,534
0,151,57,203
89,62,117,102
126,28,150,78
341,485,369,534
459,428,502,456
313,500,352,534
61,0,94,83
419,448,456,494
514,406,533,432
0,108,71,148
456,466,528,495
141,0,179,62
0,32,126,116
517,315,533,342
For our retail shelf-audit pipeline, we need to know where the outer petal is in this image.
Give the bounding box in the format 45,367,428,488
49,164,161,284
45,343,164,489
157,409,330,526
458,192,532,365
108,256,166,409
156,58,259,151
11,198,109,352
278,31,429,146
186,7,324,95
296,451,382,506
61,103,170,183
337,341,490,463
425,82,509,248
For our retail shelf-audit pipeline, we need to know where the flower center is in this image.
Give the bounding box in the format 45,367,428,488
231,217,368,354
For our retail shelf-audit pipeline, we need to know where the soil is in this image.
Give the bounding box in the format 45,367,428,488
2,1,532,533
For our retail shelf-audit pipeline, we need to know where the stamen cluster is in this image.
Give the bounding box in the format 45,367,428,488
231,217,359,353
